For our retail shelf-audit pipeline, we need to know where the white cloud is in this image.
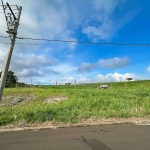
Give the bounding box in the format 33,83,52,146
147,66,150,72
49,63,84,79
4,52,58,81
17,69,43,78
15,62,79,82
82,17,114,39
94,72,142,82
76,77,91,84
10,53,57,71
82,0,139,40
77,57,130,73
98,57,130,69
93,0,118,11
78,62,98,72
60,76,75,84
82,0,119,39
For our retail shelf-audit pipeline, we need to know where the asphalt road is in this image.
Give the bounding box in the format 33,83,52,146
0,124,150,150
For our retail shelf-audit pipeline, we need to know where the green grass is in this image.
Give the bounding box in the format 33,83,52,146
0,80,150,126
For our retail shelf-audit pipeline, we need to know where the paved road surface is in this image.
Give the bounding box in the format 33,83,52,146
0,124,150,150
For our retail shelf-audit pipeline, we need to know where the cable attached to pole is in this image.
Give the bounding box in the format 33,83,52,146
6,2,17,20
1,0,8,29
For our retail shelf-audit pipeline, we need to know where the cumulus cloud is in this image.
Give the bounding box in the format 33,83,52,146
98,57,130,69
16,63,79,81
7,52,58,80
78,62,98,72
17,69,43,78
76,77,91,84
11,53,57,69
9,52,57,73
94,72,142,82
77,57,130,73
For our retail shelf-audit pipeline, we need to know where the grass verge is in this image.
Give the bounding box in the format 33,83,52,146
0,80,150,126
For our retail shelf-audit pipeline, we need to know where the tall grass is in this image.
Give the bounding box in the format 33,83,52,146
0,80,150,125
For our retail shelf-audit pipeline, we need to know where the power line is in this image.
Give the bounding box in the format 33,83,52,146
0,35,9,38
0,41,69,46
0,5,17,6
0,41,35,45
1,35,150,47
0,42,8,44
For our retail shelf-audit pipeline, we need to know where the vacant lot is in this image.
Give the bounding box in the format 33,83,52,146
0,80,150,126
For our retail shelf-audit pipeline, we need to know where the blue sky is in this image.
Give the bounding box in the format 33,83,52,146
0,0,150,85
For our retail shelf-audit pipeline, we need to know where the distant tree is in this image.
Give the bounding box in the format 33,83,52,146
0,70,18,87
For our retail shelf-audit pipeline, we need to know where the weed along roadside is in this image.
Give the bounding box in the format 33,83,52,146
0,80,150,131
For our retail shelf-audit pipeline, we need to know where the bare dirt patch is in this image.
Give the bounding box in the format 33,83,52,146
0,117,150,132
0,94,35,107
45,96,68,103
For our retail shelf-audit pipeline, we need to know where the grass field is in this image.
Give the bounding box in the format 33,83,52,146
0,80,150,126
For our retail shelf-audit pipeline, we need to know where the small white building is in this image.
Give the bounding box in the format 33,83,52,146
99,85,109,89
125,78,134,82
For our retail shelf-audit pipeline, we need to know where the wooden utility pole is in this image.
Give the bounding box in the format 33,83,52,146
0,2,22,102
